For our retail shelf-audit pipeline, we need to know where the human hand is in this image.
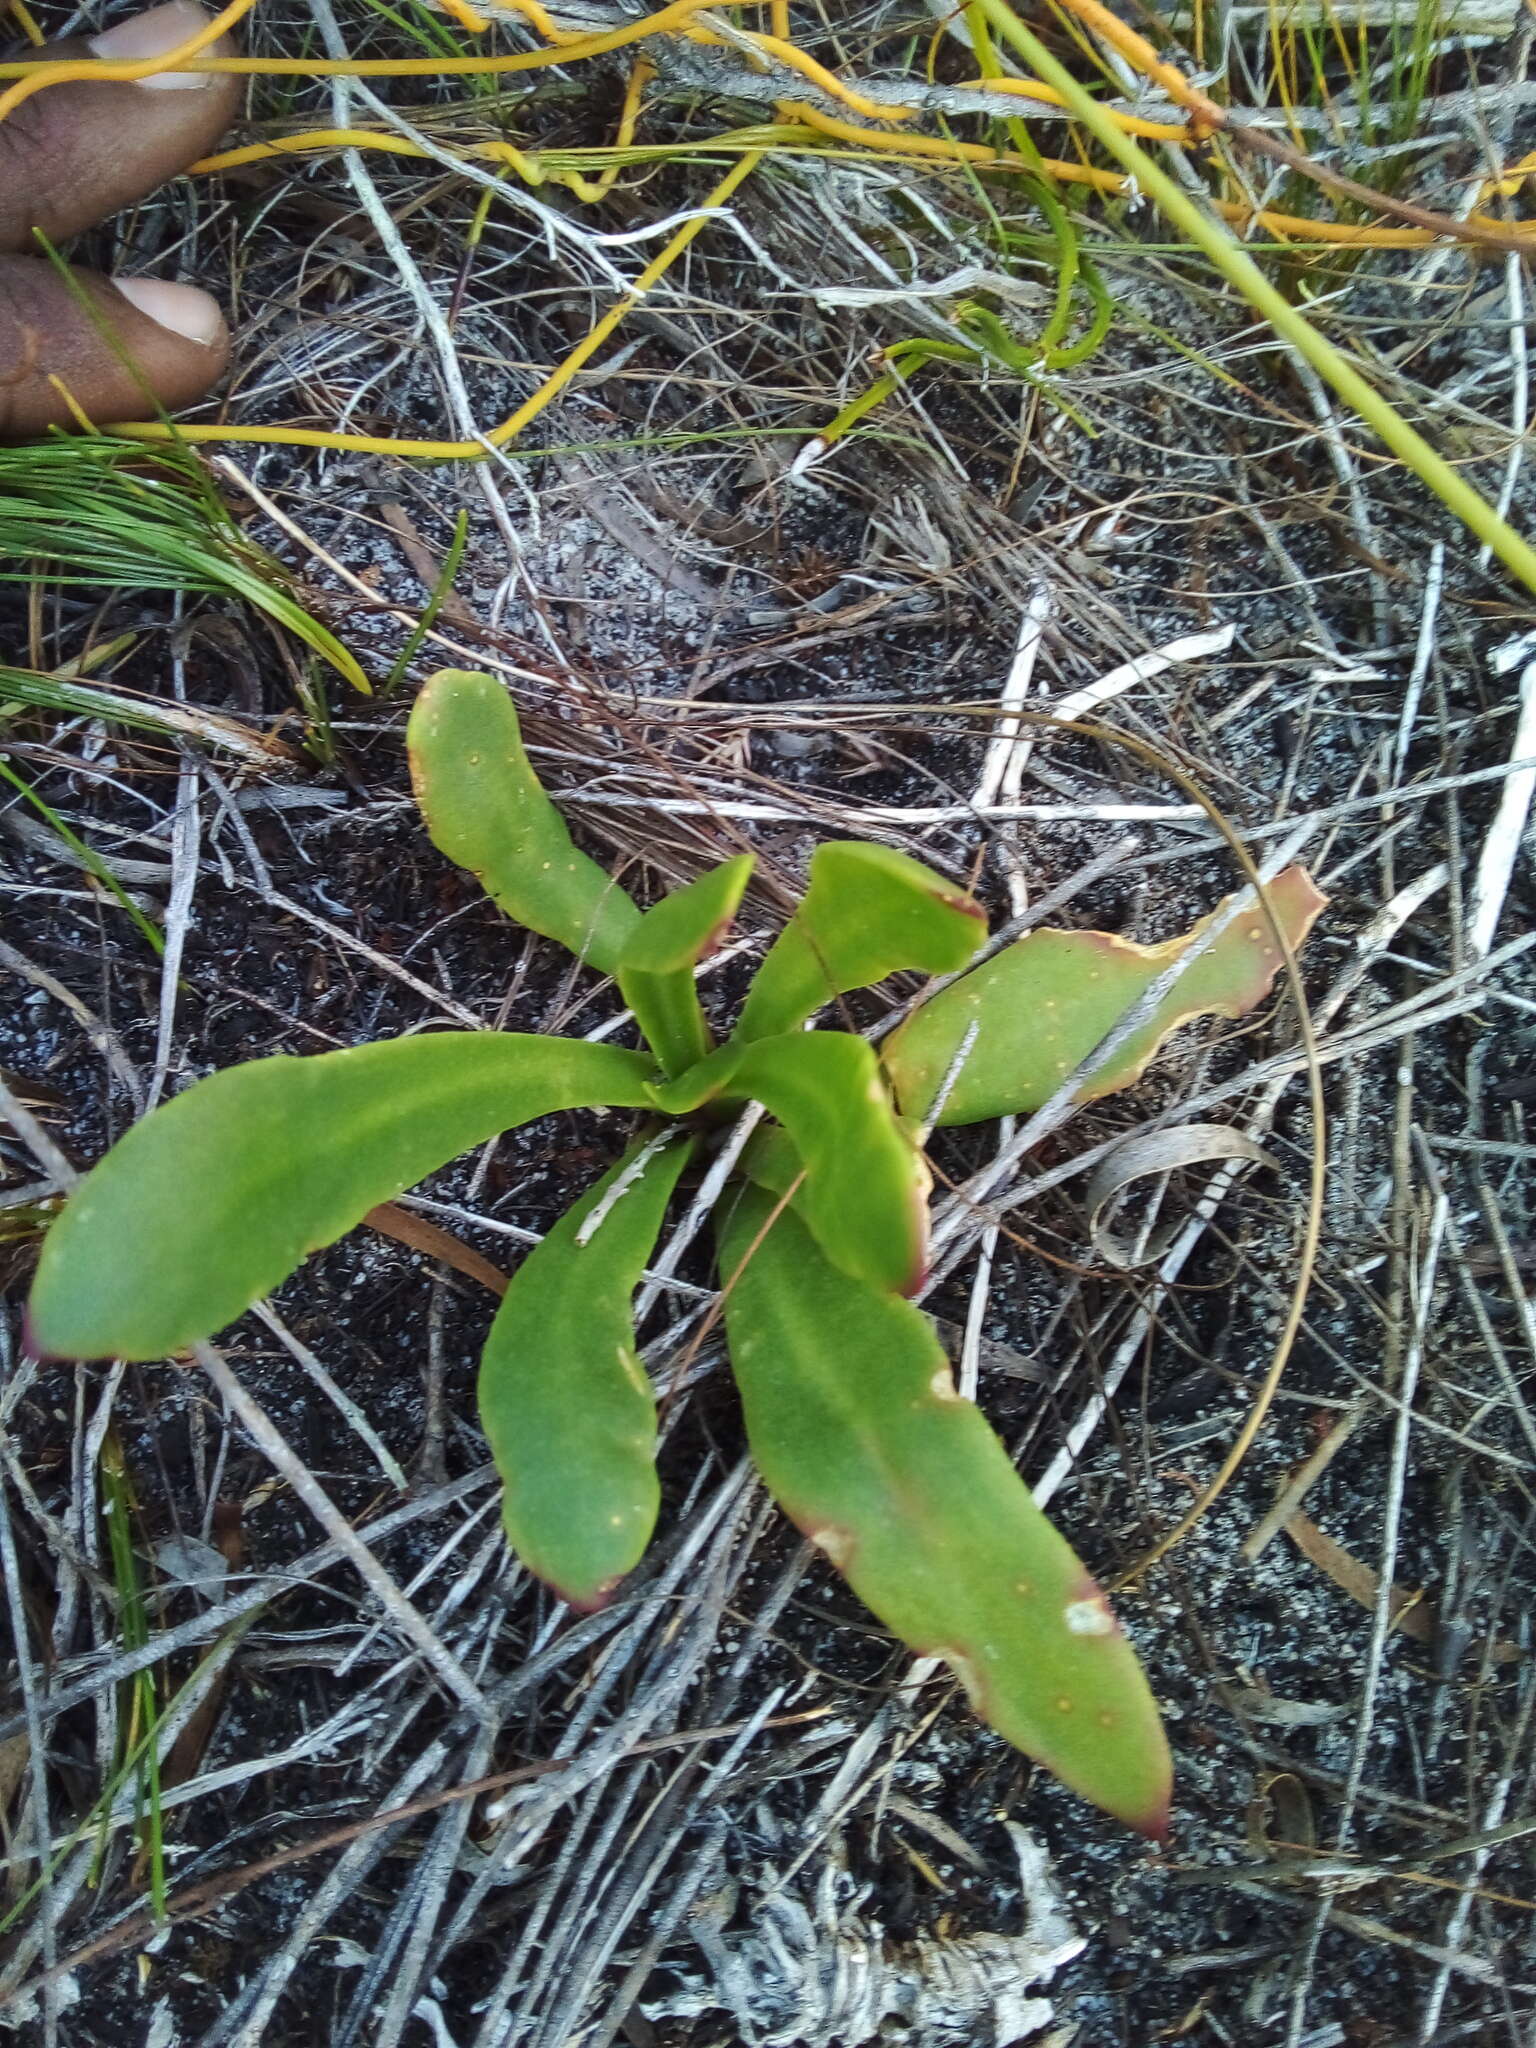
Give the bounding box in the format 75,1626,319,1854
0,0,240,438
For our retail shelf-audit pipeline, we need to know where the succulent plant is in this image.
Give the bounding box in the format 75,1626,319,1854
28,669,1327,1835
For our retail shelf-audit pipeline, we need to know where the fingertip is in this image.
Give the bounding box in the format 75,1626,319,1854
0,5,242,253
113,275,226,347
0,256,230,438
87,0,235,89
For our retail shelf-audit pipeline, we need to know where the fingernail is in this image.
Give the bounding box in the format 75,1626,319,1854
89,0,220,88
114,277,225,345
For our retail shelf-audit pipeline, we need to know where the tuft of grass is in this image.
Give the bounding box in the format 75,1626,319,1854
0,436,368,692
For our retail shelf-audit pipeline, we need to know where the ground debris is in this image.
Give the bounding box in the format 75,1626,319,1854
643,1818,1082,2047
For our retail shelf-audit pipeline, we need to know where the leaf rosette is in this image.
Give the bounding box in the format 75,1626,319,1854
30,666,1329,1833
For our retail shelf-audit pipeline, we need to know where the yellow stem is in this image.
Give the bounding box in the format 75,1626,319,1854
0,0,260,116
951,70,1192,142
435,0,492,32
0,0,722,91
115,150,763,458
586,56,653,199
7,0,44,46
779,102,1485,246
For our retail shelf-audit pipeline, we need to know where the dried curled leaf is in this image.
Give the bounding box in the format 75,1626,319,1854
717,1186,1172,1835
1082,1123,1277,1268
884,867,1326,1128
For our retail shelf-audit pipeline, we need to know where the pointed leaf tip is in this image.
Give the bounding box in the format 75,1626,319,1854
1136,1796,1173,1846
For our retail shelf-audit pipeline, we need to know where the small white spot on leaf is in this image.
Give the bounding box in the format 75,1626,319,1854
1063,1596,1115,1637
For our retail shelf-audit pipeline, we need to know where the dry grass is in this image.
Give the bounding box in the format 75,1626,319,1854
2,1,1536,2043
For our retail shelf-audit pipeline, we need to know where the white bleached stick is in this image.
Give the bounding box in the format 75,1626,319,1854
1050,623,1236,725
975,582,1052,810
1466,656,1536,960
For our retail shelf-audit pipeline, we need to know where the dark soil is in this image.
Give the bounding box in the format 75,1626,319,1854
4,5,1536,2043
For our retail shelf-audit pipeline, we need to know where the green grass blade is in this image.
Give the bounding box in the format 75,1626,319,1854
479,1134,691,1608
885,868,1326,1127
99,1434,166,1919
653,1031,929,1293
381,509,470,697
717,1187,1171,1835
616,854,754,1076
0,757,164,956
407,668,641,974
0,1606,263,1941
0,438,368,692
972,0,1536,598
736,841,985,1043
27,1034,658,1361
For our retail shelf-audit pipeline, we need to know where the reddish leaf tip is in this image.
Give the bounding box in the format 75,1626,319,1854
939,891,987,923
21,1306,64,1365
558,1572,623,1615
700,913,738,963
1132,1792,1173,1845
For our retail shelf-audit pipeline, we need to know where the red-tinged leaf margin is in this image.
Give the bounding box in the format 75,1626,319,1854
407,669,641,974
717,1185,1173,1838
884,867,1327,1128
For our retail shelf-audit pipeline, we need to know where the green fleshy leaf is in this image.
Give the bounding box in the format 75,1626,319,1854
479,1134,691,1608
407,668,640,974
27,1035,658,1362
884,867,1327,1127
734,1121,893,1265
735,841,985,1042
616,855,754,1077
717,1187,1172,1836
652,1031,928,1295
734,1123,802,1200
